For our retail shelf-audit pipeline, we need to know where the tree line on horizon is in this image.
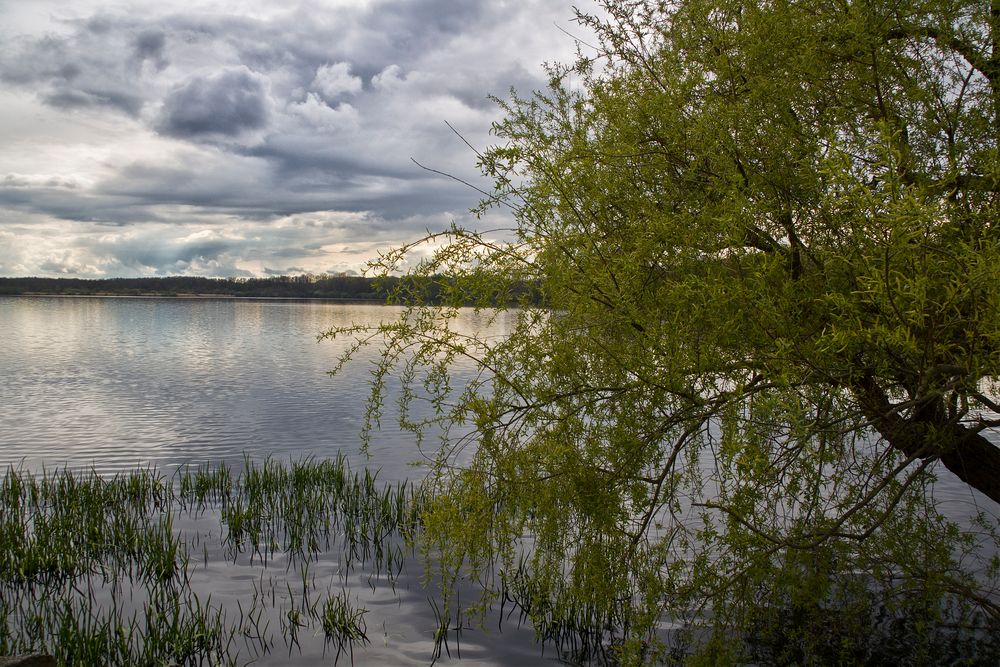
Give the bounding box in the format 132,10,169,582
0,274,542,305
0,274,393,300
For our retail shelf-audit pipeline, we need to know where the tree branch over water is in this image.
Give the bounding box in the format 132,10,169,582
329,1,1000,662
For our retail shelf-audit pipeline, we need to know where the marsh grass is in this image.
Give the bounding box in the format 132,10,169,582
0,457,424,666
0,457,996,665
320,589,370,663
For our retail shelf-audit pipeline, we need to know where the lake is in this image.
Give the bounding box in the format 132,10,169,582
0,296,507,479
0,295,547,666
1,295,996,665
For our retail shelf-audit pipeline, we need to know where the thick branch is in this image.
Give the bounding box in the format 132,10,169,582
854,375,1000,505
740,225,783,254
886,25,994,82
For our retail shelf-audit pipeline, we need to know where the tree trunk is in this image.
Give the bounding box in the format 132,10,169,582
854,377,1000,506
936,426,1000,506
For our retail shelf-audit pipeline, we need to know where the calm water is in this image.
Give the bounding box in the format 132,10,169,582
0,296,504,480
0,296,550,666
1,295,997,664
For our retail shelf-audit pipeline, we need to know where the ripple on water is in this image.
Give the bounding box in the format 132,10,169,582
0,297,454,479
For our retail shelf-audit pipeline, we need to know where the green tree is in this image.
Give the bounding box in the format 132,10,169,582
329,0,1000,662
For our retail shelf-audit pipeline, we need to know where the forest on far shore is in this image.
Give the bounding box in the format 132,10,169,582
0,275,542,305
0,275,396,300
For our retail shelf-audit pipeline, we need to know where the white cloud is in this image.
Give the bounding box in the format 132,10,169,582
311,62,362,102
288,93,360,131
371,64,403,91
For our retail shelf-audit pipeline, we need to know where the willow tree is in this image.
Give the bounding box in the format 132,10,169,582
329,0,1000,662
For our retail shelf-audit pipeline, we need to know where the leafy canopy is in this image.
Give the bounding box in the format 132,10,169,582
328,0,1000,662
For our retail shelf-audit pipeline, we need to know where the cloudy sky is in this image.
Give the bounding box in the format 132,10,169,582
0,0,589,278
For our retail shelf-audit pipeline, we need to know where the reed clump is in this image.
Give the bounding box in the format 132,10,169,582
0,457,425,665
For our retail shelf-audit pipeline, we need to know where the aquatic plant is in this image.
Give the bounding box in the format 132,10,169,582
319,590,370,662
0,459,425,665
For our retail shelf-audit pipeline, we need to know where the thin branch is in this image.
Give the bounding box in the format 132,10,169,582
411,158,519,212
886,25,993,81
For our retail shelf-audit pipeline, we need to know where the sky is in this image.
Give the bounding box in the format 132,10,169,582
0,0,590,278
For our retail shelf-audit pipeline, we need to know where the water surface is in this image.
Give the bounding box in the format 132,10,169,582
0,296,540,666
0,296,498,479
1,295,997,664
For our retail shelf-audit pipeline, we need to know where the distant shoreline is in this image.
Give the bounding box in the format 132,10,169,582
0,275,541,306
8,292,389,304
0,275,397,301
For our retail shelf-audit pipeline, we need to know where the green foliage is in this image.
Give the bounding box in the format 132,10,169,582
329,0,1000,662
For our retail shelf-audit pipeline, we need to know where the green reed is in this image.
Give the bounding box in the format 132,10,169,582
320,590,370,662
0,458,426,666
177,454,424,575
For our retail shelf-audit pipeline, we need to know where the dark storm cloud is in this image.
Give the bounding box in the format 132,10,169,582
120,239,232,268
178,1,489,77
0,182,146,224
331,0,492,65
132,30,167,70
85,229,270,276
72,213,390,278
96,156,472,221
143,1,532,106
0,38,74,85
42,87,144,115
0,23,147,116
158,68,270,138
